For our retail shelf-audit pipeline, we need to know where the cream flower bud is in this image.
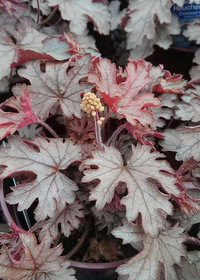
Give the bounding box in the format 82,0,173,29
81,92,105,116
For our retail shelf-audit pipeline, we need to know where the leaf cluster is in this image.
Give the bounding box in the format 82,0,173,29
0,1,200,280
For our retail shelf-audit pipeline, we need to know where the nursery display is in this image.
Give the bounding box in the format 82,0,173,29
0,0,200,280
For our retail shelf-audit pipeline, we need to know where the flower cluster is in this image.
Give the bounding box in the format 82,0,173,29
80,92,104,116
80,92,105,125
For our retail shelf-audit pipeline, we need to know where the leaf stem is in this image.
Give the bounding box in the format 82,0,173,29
36,0,40,24
101,110,112,129
38,120,59,138
38,7,58,26
65,219,91,260
30,221,42,232
186,236,200,247
107,123,126,146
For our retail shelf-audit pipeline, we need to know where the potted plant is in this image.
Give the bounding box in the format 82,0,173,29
0,0,200,280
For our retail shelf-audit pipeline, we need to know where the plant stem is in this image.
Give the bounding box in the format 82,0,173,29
107,123,126,146
94,114,104,150
166,117,174,129
36,0,40,24
65,219,91,260
186,236,200,247
38,120,59,138
53,232,61,247
38,7,58,26
30,221,42,232
101,110,112,129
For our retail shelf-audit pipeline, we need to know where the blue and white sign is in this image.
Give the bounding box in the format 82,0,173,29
171,1,200,23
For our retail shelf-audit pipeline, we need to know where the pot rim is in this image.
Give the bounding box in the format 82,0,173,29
0,179,14,226
0,180,129,270
69,258,128,270
170,46,196,53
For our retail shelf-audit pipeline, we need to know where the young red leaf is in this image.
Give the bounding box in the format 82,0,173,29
88,58,160,126
0,136,82,221
112,220,187,280
82,144,179,236
0,84,39,140
152,71,187,94
67,115,96,144
125,122,164,147
0,231,75,280
18,54,92,120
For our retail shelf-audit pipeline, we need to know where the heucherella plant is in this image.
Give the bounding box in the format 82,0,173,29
0,1,200,280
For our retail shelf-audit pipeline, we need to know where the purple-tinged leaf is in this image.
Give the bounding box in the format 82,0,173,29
112,220,187,280
161,126,200,161
0,25,52,80
129,15,180,59
174,258,200,280
176,85,200,122
39,201,84,239
18,55,92,120
0,230,75,279
124,0,172,50
47,0,111,35
0,136,82,221
82,144,179,236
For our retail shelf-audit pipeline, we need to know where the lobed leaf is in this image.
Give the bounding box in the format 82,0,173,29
0,24,52,80
129,15,180,59
175,85,200,122
161,126,200,161
124,0,172,50
0,231,75,280
152,72,187,94
151,93,177,129
47,0,111,35
0,136,82,221
39,201,84,239
82,144,179,236
18,54,92,120
183,20,200,44
88,58,161,127
174,258,200,280
112,220,187,280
